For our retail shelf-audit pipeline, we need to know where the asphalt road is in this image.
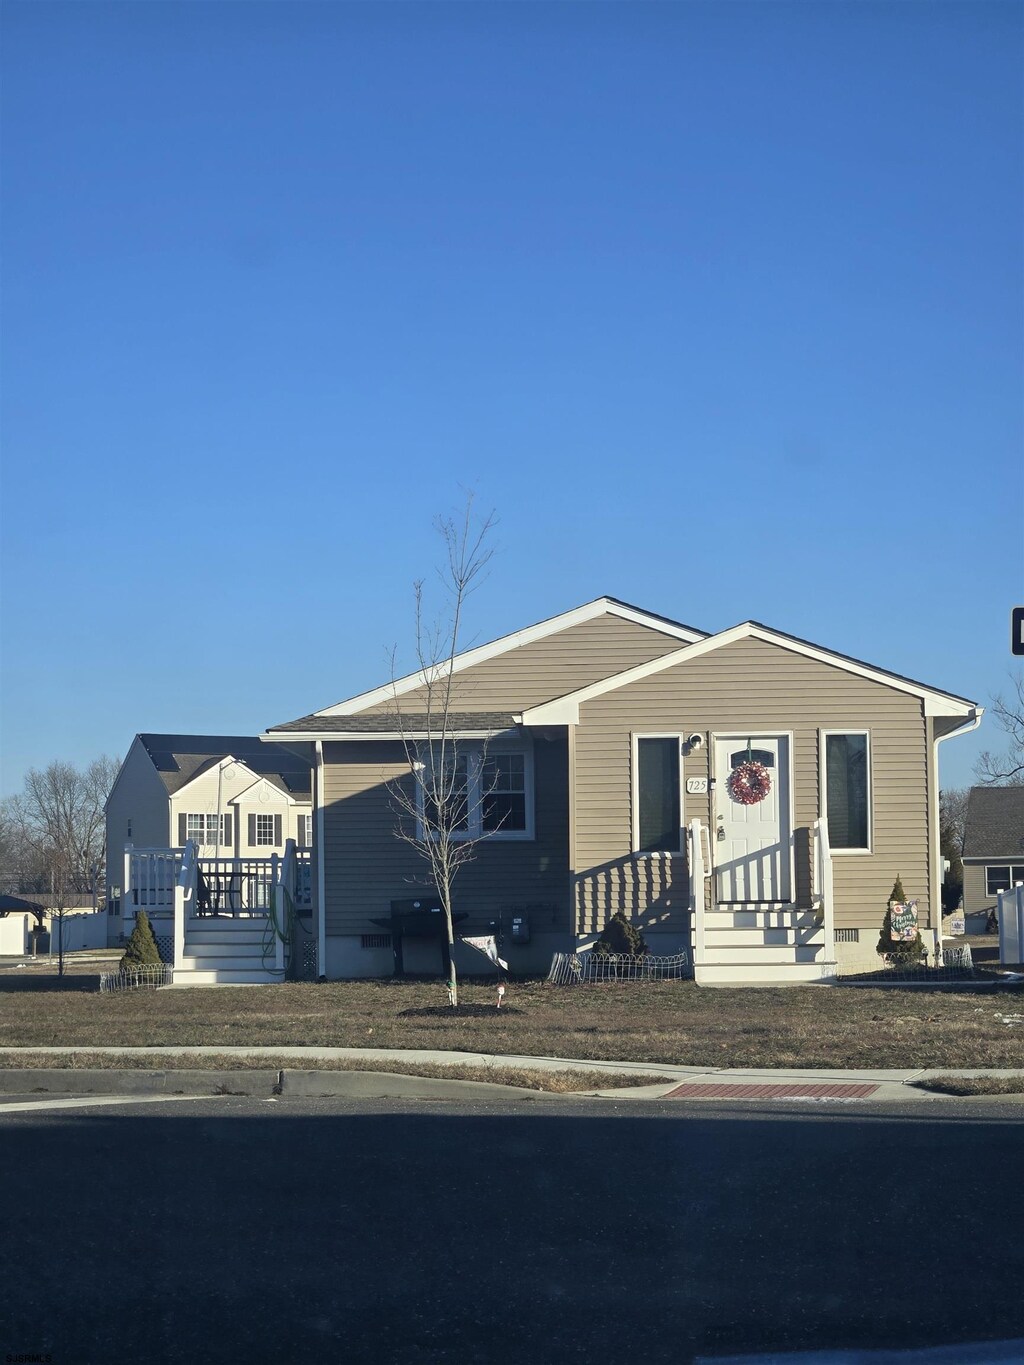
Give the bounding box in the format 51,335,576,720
2,1094,1023,1364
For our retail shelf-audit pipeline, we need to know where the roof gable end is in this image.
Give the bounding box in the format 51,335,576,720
519,622,980,725
308,597,707,720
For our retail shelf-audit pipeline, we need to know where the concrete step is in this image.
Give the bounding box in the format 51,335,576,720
703,927,826,948
695,960,838,986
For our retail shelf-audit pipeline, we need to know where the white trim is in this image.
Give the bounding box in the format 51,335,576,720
631,733,686,857
172,756,260,801
315,741,326,980
414,740,536,843
711,731,796,905
521,623,978,725
819,729,873,855
262,728,517,743
310,598,706,718
231,775,298,806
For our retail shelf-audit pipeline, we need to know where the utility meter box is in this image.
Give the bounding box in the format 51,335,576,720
511,916,530,945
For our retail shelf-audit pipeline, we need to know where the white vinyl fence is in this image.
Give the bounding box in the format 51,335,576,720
998,885,1024,966
49,912,108,955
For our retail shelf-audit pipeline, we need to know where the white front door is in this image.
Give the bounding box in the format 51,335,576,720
713,735,791,903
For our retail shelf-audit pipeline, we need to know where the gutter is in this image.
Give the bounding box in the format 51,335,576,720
932,707,984,961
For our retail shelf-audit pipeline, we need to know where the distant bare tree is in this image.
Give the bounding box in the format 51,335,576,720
939,786,968,914
2,756,118,975
975,673,1024,785
387,496,497,1008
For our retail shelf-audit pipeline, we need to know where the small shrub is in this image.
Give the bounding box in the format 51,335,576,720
593,912,648,958
120,910,163,971
876,875,925,963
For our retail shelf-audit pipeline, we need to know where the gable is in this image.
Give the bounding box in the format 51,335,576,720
267,601,706,735
522,623,979,725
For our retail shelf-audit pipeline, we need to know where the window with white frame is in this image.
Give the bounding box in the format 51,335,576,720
633,735,682,854
986,865,1024,895
185,813,224,846
297,813,313,847
255,813,276,846
417,745,532,840
822,731,871,851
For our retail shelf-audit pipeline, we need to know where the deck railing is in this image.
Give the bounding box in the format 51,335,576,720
688,818,710,965
811,817,836,964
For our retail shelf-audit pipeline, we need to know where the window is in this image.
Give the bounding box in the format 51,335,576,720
822,732,871,852
986,865,1024,895
417,745,533,840
297,813,313,848
255,813,276,846
634,735,682,854
184,813,226,846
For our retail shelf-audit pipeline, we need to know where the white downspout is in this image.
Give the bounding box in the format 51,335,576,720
932,708,984,964
315,740,327,980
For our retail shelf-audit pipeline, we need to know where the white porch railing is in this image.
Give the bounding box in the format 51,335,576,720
688,818,711,965
123,842,314,978
998,885,1024,965
811,817,836,964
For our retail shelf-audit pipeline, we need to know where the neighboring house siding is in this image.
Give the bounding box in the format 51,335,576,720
321,736,570,936
105,739,173,908
962,863,992,918
358,616,685,715
573,636,931,933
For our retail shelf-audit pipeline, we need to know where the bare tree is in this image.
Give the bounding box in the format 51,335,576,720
939,786,968,914
387,497,497,1008
3,756,118,975
975,673,1024,785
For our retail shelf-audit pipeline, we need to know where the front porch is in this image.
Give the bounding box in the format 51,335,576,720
686,816,837,984
123,841,313,984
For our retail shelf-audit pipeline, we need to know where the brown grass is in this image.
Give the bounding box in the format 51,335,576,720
0,1049,667,1092
1,975,1022,1068
913,1074,1024,1096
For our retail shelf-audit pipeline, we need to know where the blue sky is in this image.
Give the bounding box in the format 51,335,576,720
1,0,1021,796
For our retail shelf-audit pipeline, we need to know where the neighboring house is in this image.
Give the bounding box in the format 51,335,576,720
261,596,981,984
106,734,312,943
961,786,1024,932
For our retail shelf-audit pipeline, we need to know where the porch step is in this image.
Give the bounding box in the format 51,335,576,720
171,967,282,986
179,950,271,971
697,944,827,966
184,935,268,954
704,909,820,930
703,927,826,948
695,960,838,986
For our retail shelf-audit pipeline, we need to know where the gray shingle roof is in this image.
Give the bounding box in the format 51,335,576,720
962,786,1024,859
267,713,519,735
139,734,311,797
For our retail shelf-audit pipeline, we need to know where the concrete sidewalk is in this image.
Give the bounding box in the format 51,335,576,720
0,1045,1022,1102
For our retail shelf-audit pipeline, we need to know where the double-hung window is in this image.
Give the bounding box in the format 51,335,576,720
633,735,683,854
255,813,276,846
417,745,532,840
821,731,871,852
986,865,1024,895
184,813,225,847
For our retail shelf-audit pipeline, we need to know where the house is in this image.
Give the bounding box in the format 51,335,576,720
260,596,981,984
106,734,312,946
961,786,1024,932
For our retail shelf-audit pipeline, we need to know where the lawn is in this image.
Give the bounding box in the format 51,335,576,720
1,975,1023,1068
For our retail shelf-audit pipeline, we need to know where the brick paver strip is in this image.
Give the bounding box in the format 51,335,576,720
665,1081,881,1099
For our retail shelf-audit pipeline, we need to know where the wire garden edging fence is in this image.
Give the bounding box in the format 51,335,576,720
547,951,690,985
99,965,174,993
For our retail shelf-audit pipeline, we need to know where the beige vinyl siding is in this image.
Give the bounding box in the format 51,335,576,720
359,616,685,715
574,636,931,934
962,862,992,917
321,736,571,936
